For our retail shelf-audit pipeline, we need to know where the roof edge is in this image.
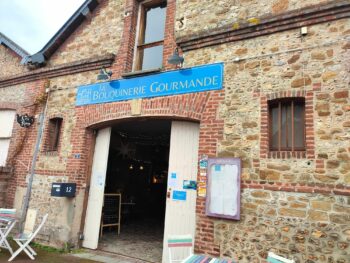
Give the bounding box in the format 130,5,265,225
0,32,30,58
23,0,100,67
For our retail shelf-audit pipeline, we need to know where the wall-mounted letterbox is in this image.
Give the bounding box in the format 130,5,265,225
51,183,76,197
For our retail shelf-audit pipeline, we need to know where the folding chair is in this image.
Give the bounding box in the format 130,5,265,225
267,252,295,263
0,217,17,255
168,235,193,263
8,210,48,261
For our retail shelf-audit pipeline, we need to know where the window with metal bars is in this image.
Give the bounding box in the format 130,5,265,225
47,118,62,151
268,98,305,151
134,0,167,71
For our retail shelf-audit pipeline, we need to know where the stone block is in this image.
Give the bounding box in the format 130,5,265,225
271,0,289,14
315,102,330,111
317,153,328,159
251,190,271,199
322,71,337,81
308,210,328,221
266,163,291,171
235,48,248,55
342,121,350,127
326,160,340,169
279,208,306,218
326,49,334,57
260,169,281,181
333,204,350,214
311,229,327,238
311,51,326,60
242,121,258,128
246,134,259,140
245,61,260,69
318,111,330,116
316,93,330,100
287,54,300,64
335,110,344,115
291,76,311,88
290,202,307,209
281,71,295,78
314,173,339,183
329,214,350,224
310,201,332,211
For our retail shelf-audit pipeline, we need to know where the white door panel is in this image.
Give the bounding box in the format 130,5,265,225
83,127,111,249
162,121,200,262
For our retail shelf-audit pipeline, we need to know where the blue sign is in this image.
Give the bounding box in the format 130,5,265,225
172,190,187,201
76,63,223,106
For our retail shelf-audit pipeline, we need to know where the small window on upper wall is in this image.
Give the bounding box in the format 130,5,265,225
135,0,167,71
269,98,305,151
47,118,63,151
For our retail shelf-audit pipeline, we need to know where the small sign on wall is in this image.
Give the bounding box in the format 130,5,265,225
51,183,76,197
205,158,241,220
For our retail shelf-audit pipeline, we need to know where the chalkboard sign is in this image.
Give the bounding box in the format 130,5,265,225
100,193,121,236
205,158,241,220
51,183,76,197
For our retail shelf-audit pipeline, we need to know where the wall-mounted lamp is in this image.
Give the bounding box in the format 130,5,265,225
16,114,34,128
97,67,112,81
167,48,184,67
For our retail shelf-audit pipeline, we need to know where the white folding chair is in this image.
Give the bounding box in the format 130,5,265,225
8,210,48,261
267,252,295,263
0,217,17,255
168,235,193,263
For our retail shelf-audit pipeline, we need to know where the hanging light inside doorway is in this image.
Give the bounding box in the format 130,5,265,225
139,165,144,171
129,164,133,170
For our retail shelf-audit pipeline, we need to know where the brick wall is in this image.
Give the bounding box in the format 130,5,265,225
0,43,37,207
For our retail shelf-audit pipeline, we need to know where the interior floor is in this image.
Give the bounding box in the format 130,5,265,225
99,119,171,263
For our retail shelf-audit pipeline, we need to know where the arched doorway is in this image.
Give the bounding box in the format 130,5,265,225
83,118,200,263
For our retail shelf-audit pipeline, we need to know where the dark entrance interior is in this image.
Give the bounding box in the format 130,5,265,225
99,119,171,262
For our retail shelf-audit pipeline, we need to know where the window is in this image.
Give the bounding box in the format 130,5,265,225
47,118,63,151
135,1,167,71
269,98,305,151
0,110,16,166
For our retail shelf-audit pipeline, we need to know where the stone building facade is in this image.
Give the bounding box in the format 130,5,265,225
0,0,349,262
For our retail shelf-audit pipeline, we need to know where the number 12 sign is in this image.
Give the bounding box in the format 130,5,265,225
51,183,76,197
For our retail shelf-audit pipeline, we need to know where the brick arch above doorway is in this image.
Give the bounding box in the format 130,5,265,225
76,91,224,129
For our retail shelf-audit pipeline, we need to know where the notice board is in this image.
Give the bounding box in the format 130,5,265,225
205,158,241,220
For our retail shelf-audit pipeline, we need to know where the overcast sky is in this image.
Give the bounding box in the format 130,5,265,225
0,0,85,54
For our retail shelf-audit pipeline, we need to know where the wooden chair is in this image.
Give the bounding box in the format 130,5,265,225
267,252,295,263
8,210,48,261
168,235,193,263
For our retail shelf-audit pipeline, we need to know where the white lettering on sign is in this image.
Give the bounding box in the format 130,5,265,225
76,63,223,106
150,76,219,93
